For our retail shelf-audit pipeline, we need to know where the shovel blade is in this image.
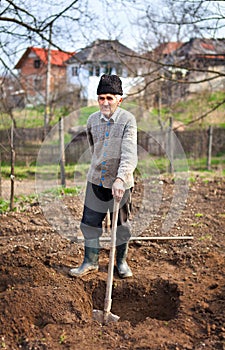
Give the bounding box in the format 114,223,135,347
93,309,120,324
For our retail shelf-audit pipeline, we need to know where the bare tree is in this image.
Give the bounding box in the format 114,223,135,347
0,1,95,71
128,0,225,127
1,0,225,128
0,0,98,132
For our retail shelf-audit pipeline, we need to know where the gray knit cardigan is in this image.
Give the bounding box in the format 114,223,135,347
86,107,137,189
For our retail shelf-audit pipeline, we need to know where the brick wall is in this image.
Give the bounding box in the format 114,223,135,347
19,56,67,101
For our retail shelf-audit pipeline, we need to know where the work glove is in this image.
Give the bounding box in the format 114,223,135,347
112,178,125,202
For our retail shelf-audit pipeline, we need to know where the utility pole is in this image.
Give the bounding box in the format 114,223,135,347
44,23,52,136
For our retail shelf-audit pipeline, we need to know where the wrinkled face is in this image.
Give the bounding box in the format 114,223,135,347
98,94,122,118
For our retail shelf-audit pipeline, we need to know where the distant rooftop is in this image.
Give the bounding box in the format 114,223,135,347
15,47,75,69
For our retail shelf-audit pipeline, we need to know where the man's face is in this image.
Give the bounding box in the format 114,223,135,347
98,94,122,118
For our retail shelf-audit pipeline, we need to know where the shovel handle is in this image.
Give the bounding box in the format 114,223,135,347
104,200,120,315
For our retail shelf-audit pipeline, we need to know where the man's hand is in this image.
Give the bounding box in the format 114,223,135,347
112,178,125,202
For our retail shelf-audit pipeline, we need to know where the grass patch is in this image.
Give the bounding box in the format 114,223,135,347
198,234,212,241
0,193,38,213
0,164,37,179
187,156,225,171
78,106,99,125
0,186,80,213
1,90,225,131
42,186,80,199
172,90,225,127
0,163,90,181
195,213,203,218
0,198,10,213
0,155,224,182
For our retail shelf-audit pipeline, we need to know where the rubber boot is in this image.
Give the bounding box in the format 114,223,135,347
116,242,133,279
69,238,100,277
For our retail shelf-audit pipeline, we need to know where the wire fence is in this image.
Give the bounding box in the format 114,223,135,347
0,126,225,169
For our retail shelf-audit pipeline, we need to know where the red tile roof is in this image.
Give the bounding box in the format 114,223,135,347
32,47,74,66
168,38,225,62
155,42,183,55
200,42,215,51
14,47,75,69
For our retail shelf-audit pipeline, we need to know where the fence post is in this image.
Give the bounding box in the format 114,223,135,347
168,117,174,173
59,116,66,187
10,123,15,210
207,125,213,170
0,151,2,198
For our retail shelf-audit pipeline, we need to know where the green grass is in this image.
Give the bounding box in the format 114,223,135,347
43,186,80,197
1,90,225,130
0,156,224,213
0,193,38,213
172,90,225,128
188,156,225,172
0,162,90,181
1,154,224,182
0,186,80,213
0,198,10,213
195,213,203,218
0,105,60,130
0,164,37,179
78,106,99,125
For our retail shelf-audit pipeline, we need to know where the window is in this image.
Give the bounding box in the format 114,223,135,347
89,66,94,76
95,66,100,76
72,66,79,76
103,64,112,75
175,71,183,80
34,59,41,69
116,66,122,76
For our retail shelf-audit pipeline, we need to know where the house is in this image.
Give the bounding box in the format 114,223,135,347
14,38,225,108
140,38,225,107
66,39,142,105
140,41,183,74
167,37,225,66
138,41,185,107
150,42,183,57
14,47,74,105
165,38,225,94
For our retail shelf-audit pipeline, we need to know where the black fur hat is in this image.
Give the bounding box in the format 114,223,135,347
97,74,123,95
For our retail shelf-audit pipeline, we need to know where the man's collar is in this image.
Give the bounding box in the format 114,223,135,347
100,107,120,122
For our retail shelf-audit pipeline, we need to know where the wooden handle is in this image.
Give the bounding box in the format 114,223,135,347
104,200,120,315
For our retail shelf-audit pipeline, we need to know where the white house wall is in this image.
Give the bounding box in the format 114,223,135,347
87,76,101,105
67,63,143,104
188,65,225,94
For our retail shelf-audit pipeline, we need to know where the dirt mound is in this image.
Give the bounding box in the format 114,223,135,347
0,175,225,349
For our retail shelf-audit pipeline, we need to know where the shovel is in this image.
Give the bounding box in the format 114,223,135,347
93,200,120,325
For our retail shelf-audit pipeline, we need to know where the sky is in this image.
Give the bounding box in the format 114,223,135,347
51,0,225,54
1,0,225,73
84,0,148,51
1,0,151,72
85,0,225,50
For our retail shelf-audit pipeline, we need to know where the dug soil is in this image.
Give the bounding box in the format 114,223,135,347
0,174,225,350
